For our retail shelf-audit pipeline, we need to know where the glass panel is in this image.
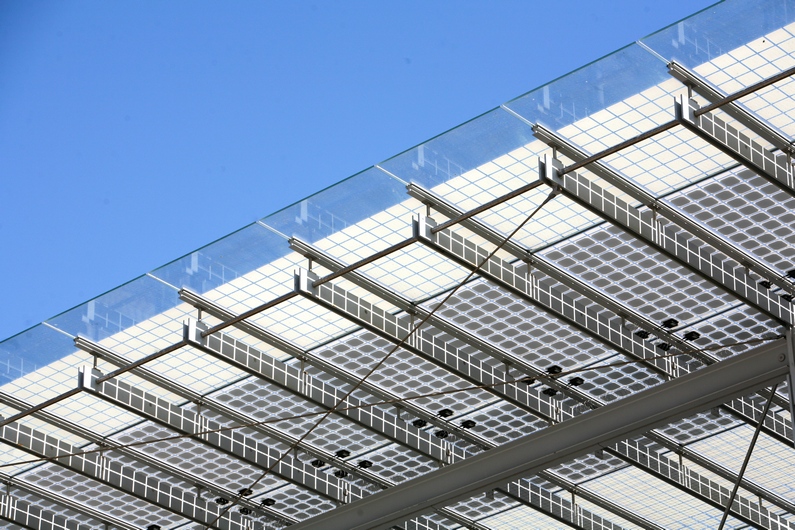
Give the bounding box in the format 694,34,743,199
45,275,179,342
0,324,77,385
504,43,670,132
151,222,290,295
640,0,795,69
379,107,536,189
260,166,408,244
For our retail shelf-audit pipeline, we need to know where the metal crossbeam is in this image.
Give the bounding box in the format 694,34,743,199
541,156,793,324
677,97,795,197
0,494,91,530
180,296,635,530
286,339,790,530
668,61,794,156
0,419,247,530
533,123,794,296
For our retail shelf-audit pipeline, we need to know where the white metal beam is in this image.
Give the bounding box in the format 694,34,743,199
287,339,790,530
677,97,795,197
298,270,793,528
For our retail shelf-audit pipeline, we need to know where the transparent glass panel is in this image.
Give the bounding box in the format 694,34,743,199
260,166,408,244
151,222,290,295
504,42,670,132
640,0,795,69
379,107,536,189
45,274,179,342
0,324,77,385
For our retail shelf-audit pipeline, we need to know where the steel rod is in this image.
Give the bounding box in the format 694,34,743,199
695,64,795,117
430,180,545,234
716,382,778,530
201,291,297,337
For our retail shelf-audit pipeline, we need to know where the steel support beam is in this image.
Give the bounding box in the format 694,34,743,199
0,417,247,530
287,339,790,530
677,97,795,197
668,61,795,156
541,156,792,324
0,494,91,530
180,294,635,530
533,123,794,296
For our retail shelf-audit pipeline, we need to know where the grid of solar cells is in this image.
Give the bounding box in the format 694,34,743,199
19,463,185,528
584,462,747,530
694,22,795,136
540,220,743,324
689,425,795,504
668,168,795,277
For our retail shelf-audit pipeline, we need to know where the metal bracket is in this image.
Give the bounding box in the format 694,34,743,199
295,267,320,296
538,154,564,188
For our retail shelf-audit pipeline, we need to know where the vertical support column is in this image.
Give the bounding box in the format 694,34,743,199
786,328,795,447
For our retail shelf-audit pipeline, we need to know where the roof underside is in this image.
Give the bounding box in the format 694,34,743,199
1,1,795,529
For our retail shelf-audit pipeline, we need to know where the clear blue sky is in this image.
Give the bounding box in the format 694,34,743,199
0,0,716,341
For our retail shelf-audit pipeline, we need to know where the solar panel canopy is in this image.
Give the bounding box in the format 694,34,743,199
2,0,795,529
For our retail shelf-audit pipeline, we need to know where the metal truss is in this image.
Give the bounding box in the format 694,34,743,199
285,338,790,530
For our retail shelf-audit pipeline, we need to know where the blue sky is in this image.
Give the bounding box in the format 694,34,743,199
0,0,716,340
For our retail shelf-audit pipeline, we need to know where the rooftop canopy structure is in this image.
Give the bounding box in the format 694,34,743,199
2,0,795,528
